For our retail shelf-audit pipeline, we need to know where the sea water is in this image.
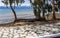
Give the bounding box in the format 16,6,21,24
0,6,35,24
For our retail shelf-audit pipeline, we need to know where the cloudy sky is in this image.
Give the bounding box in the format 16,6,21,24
0,0,31,6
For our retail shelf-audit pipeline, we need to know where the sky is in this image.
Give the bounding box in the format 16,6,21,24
0,0,31,6
0,0,52,6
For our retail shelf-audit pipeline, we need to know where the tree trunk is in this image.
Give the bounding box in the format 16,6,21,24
37,6,41,19
33,7,37,18
42,10,45,20
30,0,41,20
33,6,41,20
51,0,56,19
10,6,17,22
41,7,45,20
43,12,45,18
53,9,56,19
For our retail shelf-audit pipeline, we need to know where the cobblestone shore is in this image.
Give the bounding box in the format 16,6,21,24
0,22,60,38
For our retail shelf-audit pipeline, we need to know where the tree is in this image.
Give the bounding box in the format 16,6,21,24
30,0,46,20
30,0,47,20
2,0,24,22
51,0,56,19
58,0,60,9
30,0,41,20
41,0,46,20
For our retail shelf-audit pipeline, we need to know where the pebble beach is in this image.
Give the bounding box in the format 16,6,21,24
0,22,60,38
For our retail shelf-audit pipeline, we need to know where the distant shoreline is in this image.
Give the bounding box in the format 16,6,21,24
0,6,32,9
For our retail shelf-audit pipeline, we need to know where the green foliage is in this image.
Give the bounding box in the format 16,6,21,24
30,0,47,19
58,1,60,8
2,0,8,6
16,0,19,6
2,0,24,6
55,7,58,11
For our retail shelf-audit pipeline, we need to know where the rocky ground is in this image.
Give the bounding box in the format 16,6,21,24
0,22,60,38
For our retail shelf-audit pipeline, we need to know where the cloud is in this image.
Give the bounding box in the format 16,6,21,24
21,4,31,6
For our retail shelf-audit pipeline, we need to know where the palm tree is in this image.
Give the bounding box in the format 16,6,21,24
2,0,24,22
51,0,56,19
